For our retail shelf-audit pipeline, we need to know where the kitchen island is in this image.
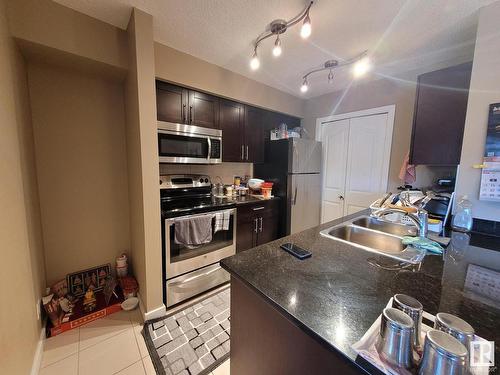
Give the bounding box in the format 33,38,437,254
221,210,500,374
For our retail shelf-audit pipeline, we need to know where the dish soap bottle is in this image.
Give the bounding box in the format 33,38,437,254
451,195,473,232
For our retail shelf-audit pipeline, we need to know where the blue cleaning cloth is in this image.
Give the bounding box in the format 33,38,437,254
402,236,444,254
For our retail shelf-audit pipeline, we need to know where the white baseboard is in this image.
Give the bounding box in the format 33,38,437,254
30,326,45,375
137,292,166,321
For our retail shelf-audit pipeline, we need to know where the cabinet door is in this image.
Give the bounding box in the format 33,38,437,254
410,62,472,165
236,205,257,252
156,81,188,123
188,90,219,128
257,203,280,245
220,100,245,162
245,106,266,163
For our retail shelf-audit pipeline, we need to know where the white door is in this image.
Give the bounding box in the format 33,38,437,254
320,119,349,223
319,107,394,223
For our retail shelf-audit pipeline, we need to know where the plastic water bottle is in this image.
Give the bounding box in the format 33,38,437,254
451,195,473,232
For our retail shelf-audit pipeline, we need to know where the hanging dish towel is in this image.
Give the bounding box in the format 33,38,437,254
399,151,417,184
174,214,214,247
214,210,231,234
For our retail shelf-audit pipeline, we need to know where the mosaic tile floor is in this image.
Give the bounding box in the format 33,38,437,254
143,287,230,375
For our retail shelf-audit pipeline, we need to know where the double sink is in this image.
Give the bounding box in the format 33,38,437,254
320,216,427,264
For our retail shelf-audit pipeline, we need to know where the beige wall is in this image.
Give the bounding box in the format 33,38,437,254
154,43,304,118
125,9,163,312
7,0,128,72
27,63,131,285
455,1,500,221
0,0,45,373
303,78,417,192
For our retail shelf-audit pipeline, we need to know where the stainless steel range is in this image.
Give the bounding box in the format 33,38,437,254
160,174,236,307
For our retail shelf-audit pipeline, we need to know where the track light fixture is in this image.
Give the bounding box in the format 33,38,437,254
250,1,313,70
300,51,370,93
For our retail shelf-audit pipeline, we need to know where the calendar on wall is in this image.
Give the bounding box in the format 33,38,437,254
479,103,500,202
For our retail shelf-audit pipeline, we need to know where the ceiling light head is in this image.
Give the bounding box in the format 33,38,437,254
300,78,308,93
300,13,312,39
272,36,282,57
250,50,260,70
352,57,371,78
328,69,334,84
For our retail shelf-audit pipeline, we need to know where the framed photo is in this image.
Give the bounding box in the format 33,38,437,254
67,264,111,297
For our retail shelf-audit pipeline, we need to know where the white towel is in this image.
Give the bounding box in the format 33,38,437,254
214,210,231,234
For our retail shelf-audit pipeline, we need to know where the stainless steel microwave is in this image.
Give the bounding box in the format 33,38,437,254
158,121,222,164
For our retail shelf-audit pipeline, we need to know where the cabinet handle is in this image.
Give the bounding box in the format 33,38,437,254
246,145,249,160
254,218,258,233
259,217,263,232
189,105,193,124
252,206,265,211
241,145,244,160
182,104,186,123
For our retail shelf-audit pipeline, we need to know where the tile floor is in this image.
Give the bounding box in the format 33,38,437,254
40,307,230,375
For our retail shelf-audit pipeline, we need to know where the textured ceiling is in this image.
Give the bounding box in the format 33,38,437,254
52,0,496,99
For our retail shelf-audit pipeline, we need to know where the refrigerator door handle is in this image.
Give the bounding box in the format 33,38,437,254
293,186,298,205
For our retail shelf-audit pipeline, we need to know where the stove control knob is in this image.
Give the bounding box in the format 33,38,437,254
159,180,163,185
205,178,209,183
199,178,204,183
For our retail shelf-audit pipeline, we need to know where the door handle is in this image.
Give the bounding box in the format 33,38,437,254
339,195,344,200
182,104,186,123
241,145,244,160
259,217,263,232
254,218,258,233
246,145,249,160
189,105,193,124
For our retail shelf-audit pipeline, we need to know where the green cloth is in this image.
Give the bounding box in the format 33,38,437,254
402,236,444,254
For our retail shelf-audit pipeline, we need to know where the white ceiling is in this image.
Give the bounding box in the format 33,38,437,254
52,0,496,99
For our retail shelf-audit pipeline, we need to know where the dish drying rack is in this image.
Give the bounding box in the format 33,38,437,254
370,191,427,225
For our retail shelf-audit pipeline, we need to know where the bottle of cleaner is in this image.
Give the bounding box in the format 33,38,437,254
451,195,473,232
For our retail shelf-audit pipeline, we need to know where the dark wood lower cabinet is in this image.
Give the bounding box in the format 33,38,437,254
236,200,280,252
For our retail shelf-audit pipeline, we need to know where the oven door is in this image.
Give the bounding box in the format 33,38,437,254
164,208,236,279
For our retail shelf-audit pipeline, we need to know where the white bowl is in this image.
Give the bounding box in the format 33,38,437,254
248,178,264,191
121,297,139,311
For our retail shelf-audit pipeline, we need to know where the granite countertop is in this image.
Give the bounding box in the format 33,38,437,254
221,210,500,373
216,194,280,206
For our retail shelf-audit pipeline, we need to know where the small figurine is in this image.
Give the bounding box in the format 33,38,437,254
83,286,97,312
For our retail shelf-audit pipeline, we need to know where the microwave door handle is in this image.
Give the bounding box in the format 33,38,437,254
207,137,212,162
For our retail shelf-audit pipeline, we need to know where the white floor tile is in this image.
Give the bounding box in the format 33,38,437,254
79,328,141,375
116,360,146,375
41,328,79,368
79,310,132,350
142,356,156,375
212,358,230,375
40,353,78,375
133,324,149,358
128,308,144,327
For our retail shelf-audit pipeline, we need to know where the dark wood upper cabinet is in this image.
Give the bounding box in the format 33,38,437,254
220,100,245,162
156,81,188,124
410,62,472,165
188,91,219,128
245,106,266,164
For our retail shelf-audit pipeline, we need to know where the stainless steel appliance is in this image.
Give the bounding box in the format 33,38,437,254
161,174,236,307
254,138,321,236
158,121,222,164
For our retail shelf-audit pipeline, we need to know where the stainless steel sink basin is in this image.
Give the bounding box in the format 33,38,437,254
351,216,417,237
320,217,427,264
325,225,406,254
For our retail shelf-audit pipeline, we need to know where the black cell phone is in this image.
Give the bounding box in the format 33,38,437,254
280,243,312,260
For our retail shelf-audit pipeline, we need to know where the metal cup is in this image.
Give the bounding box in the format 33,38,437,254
376,307,415,370
418,330,468,375
392,294,424,350
434,312,475,351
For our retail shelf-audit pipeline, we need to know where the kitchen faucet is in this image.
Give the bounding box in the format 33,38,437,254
372,207,429,239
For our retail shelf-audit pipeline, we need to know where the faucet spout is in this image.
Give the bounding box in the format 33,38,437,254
372,207,428,238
